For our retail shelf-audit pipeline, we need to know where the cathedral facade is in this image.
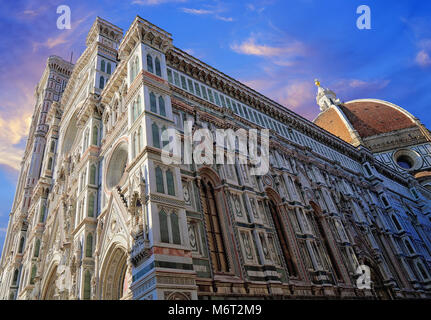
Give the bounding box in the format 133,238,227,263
1,16,431,300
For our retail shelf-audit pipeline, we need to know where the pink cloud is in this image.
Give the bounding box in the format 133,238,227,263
416,50,431,67
231,36,305,57
133,0,186,5
243,77,316,119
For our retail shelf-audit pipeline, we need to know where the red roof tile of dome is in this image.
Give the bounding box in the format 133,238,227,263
340,100,416,138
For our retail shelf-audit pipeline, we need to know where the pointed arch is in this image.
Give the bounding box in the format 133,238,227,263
41,264,58,300
265,187,298,277
18,236,25,254
150,92,157,113
152,122,160,148
198,166,230,273
158,95,166,116
309,201,344,282
83,270,92,300
155,57,161,77
146,54,153,73
99,244,128,300
155,167,164,193
34,239,41,258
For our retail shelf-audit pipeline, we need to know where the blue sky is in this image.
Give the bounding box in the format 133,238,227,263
0,0,430,252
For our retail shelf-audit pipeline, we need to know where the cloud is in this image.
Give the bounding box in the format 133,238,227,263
22,5,49,18
348,79,390,90
181,8,213,15
32,13,93,52
133,0,186,5
0,86,33,171
416,49,431,67
413,39,431,68
274,81,315,111
246,4,265,13
183,48,195,55
215,15,233,22
243,78,315,116
231,35,305,58
181,5,233,22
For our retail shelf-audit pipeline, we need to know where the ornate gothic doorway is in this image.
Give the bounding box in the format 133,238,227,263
100,246,128,300
42,265,58,300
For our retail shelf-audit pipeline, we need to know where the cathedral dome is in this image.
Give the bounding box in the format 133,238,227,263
338,99,417,138
313,97,428,150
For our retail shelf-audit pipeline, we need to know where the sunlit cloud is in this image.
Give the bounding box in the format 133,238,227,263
231,36,306,61
416,49,431,67
32,13,94,52
181,8,214,15
215,15,233,22
348,79,391,90
181,4,233,22
22,5,49,18
133,0,186,5
243,78,315,117
183,48,195,55
246,3,265,13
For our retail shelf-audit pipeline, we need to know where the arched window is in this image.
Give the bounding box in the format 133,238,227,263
159,210,169,243
132,100,138,122
392,215,402,231
268,199,298,277
134,56,140,76
155,57,161,77
150,92,157,113
404,239,415,255
132,132,137,158
12,269,19,286
30,265,37,284
138,126,143,153
158,96,166,116
101,60,105,72
137,96,142,116
99,76,105,89
156,167,164,193
200,179,229,273
92,126,98,146
90,165,97,185
39,203,46,223
417,262,429,280
152,123,160,148
47,157,53,170
382,196,389,207
166,170,175,196
18,237,25,254
171,212,181,244
161,126,168,148
147,54,153,73
134,130,139,157
84,129,89,150
50,140,55,153
83,270,91,300
107,62,112,74
88,193,95,218
86,233,93,257
129,60,134,82
34,239,40,258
